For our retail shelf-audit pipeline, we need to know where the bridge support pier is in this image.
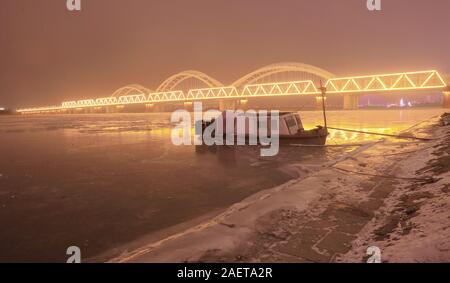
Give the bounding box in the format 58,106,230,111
94,107,105,114
146,104,163,113
238,99,248,111
145,104,154,112
184,102,194,112
104,106,115,113
104,106,124,113
315,96,327,111
219,99,237,112
343,94,359,110
443,87,450,108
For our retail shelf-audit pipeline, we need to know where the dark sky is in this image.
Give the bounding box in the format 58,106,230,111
1,0,449,107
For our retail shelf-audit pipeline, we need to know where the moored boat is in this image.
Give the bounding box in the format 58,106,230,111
199,111,329,145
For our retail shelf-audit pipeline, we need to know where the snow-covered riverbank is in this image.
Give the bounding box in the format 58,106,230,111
112,115,450,263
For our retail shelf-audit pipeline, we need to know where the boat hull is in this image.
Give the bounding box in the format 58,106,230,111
198,112,329,146
279,127,329,145
199,127,329,146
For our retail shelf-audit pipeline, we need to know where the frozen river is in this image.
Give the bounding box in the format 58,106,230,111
0,108,445,262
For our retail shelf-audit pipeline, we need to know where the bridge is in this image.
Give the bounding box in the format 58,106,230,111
17,63,450,114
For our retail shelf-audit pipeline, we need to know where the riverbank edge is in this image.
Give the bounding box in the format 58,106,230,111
109,116,449,263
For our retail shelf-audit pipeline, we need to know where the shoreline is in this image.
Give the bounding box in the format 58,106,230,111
339,119,450,262
107,114,449,263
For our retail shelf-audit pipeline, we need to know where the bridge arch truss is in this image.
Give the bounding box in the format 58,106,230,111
156,70,223,93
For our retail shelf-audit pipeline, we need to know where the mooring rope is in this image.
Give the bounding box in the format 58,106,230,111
327,126,435,141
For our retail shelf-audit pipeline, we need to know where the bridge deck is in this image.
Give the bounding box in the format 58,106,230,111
17,70,448,113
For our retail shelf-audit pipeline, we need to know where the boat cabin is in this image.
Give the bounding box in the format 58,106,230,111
214,111,305,136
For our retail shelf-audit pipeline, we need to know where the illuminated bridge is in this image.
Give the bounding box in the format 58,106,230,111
17,63,450,114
